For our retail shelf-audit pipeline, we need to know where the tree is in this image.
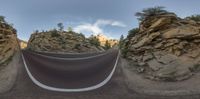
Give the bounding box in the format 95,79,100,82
135,6,173,21
186,15,200,22
89,35,100,47
104,40,111,50
34,30,39,34
0,16,5,23
127,28,139,39
57,23,64,31
119,35,124,49
67,26,73,32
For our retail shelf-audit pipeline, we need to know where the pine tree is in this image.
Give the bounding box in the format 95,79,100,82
57,23,64,32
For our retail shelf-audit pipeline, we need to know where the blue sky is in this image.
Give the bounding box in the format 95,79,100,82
0,0,200,41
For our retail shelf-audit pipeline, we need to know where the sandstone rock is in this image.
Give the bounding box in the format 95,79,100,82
27,31,104,53
0,23,18,66
124,13,200,81
147,59,163,71
131,32,160,48
142,53,153,62
156,59,193,81
162,25,199,39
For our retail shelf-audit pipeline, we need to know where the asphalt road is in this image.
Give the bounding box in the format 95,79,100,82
1,50,200,99
21,49,119,91
33,50,107,58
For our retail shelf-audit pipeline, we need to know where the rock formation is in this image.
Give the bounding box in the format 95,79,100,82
27,30,104,53
0,22,18,66
0,21,19,93
95,34,118,47
124,13,200,81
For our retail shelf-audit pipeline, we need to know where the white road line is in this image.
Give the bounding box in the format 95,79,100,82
21,51,120,92
31,51,108,60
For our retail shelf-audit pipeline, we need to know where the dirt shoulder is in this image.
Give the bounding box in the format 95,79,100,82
0,51,20,93
121,58,200,96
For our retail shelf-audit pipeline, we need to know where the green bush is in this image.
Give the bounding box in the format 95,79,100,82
89,35,100,47
127,28,139,39
186,15,200,22
0,16,5,23
74,44,81,49
104,40,111,50
50,29,60,37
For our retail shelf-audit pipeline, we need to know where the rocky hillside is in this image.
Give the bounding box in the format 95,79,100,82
27,30,103,53
0,22,18,67
0,17,19,93
123,10,200,81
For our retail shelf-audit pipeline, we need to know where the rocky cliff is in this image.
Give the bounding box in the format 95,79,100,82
95,34,118,47
124,13,200,81
0,20,19,93
27,30,103,53
0,22,18,67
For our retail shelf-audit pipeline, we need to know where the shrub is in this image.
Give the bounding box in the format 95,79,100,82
127,28,139,39
0,16,5,23
67,27,73,32
50,29,60,37
89,35,100,47
104,40,111,50
74,44,81,49
186,15,200,22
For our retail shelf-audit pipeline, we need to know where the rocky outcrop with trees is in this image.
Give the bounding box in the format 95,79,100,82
0,16,19,93
0,16,18,67
27,25,104,53
121,7,200,81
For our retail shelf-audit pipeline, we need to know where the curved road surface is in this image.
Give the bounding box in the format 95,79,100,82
21,49,119,92
1,49,200,99
33,50,107,58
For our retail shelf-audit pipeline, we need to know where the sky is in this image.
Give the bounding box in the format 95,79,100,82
0,0,200,41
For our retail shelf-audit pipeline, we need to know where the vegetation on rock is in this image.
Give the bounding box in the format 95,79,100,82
135,6,175,21
57,23,64,32
121,7,200,81
0,16,18,66
185,15,200,22
27,27,104,53
89,35,101,47
104,40,111,50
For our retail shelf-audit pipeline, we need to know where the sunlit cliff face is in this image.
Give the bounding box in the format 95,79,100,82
19,40,27,49
96,34,118,47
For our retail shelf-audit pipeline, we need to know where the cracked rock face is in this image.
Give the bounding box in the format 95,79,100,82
27,31,103,53
126,14,200,81
0,23,18,67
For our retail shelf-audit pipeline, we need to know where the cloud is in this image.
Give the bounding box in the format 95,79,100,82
94,19,126,27
74,19,126,36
